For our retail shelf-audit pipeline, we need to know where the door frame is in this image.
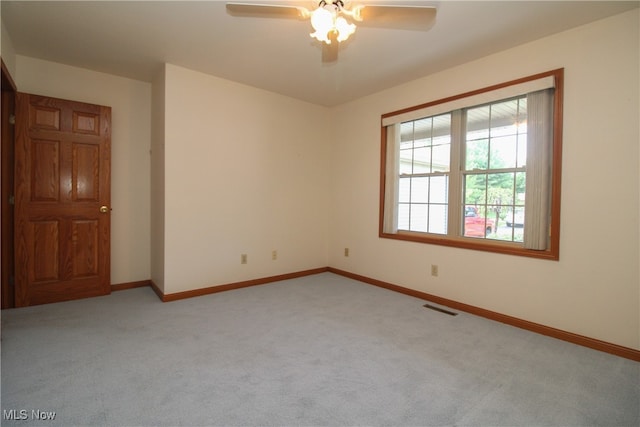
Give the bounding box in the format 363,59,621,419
1,59,17,309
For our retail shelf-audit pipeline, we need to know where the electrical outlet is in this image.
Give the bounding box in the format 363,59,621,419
344,248,349,257
431,264,438,277
272,250,277,261
241,254,248,264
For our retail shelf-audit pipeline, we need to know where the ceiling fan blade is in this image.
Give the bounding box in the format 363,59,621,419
226,3,310,19
355,5,436,31
322,31,339,63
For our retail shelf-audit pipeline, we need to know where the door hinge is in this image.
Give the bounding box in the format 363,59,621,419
8,195,15,205
8,114,15,125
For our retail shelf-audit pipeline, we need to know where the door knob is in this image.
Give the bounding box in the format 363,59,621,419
100,206,109,213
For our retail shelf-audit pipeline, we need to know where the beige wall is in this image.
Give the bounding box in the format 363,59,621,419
14,56,152,286
150,66,166,293
160,64,330,294
328,9,640,349
1,16,16,77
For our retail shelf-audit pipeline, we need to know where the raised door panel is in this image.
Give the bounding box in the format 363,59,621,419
30,220,59,282
72,111,100,135
30,105,60,131
30,139,60,202
72,143,99,201
71,219,99,278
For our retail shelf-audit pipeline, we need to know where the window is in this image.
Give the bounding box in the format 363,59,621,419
380,69,563,259
398,114,451,234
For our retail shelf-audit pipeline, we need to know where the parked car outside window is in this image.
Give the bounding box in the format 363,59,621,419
464,207,495,237
506,209,525,227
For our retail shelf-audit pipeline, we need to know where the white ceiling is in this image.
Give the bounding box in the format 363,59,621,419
2,1,638,106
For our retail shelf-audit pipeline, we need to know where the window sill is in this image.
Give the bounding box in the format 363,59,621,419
380,230,559,260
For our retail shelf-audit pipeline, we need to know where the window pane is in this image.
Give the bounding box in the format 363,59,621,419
489,99,519,137
399,149,413,174
464,174,487,205
495,174,516,208
517,134,527,168
400,122,414,141
463,205,492,238
433,114,451,137
488,172,516,198
505,207,525,227
516,97,528,171
414,118,432,146
515,171,526,197
410,204,428,232
465,139,489,170
413,147,430,173
517,114,528,168
399,177,411,203
429,176,448,204
467,105,490,138
428,204,447,234
411,177,428,203
398,203,410,230
490,135,517,169
518,98,527,127
431,143,450,172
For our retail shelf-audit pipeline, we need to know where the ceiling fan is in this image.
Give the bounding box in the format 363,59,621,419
226,1,437,62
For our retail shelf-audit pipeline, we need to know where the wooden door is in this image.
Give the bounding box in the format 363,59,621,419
14,93,111,307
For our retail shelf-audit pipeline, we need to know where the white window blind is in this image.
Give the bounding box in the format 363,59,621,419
523,88,554,250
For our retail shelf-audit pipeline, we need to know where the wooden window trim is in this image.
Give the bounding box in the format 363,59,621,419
379,69,564,260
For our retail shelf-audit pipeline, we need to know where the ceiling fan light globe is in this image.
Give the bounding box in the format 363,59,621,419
310,6,333,33
335,16,356,42
310,30,331,44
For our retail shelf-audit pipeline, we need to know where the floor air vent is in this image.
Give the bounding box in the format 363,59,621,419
423,304,458,316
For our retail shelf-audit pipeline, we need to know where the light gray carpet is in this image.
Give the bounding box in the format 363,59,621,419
1,272,638,426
